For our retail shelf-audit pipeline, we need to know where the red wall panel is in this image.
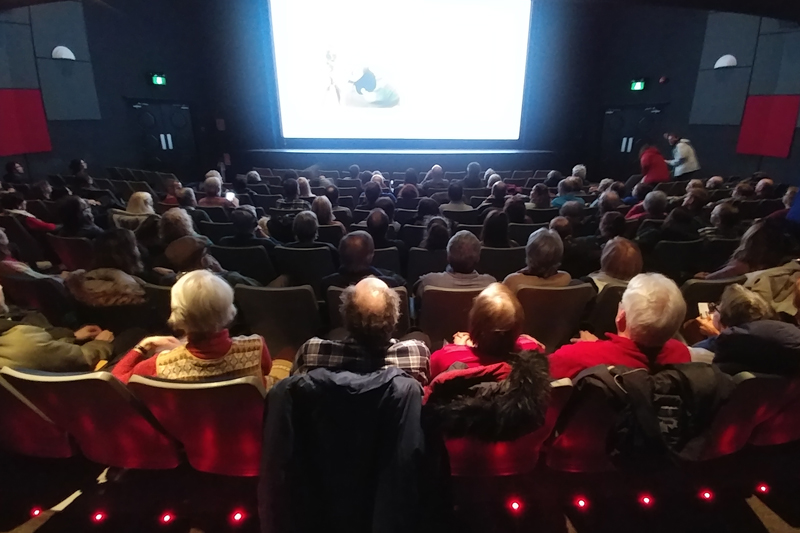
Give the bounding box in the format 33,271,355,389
737,95,800,159
0,89,52,157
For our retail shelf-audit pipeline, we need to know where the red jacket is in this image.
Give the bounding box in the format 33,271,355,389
429,336,544,379
640,147,670,185
548,333,690,379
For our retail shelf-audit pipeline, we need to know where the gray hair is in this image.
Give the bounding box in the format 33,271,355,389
246,170,261,183
447,230,482,274
643,190,668,215
597,178,614,193
525,228,564,278
298,177,312,197
487,174,502,188
718,284,775,329
620,273,686,347
293,210,318,242
203,176,222,197
169,269,236,336
176,187,197,207
572,164,587,180
160,208,196,245
340,277,400,346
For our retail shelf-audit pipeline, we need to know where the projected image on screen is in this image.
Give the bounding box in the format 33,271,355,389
269,0,532,140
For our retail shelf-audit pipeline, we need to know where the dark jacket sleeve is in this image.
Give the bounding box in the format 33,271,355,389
259,378,295,533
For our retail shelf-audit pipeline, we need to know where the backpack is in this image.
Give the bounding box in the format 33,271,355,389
573,364,735,467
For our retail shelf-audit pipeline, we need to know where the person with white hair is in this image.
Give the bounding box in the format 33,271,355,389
298,176,314,198
293,277,430,385
205,170,222,180
112,269,271,383
503,228,572,293
548,273,690,379
246,170,262,184
572,164,587,182
126,191,155,215
415,230,496,297
198,176,238,208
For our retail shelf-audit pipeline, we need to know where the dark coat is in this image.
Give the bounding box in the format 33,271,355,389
423,350,551,441
715,320,800,376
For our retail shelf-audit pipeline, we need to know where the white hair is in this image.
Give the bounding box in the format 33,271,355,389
572,164,587,180
246,170,261,183
205,170,222,179
126,191,154,215
620,273,686,347
297,177,312,196
169,269,236,336
203,176,222,197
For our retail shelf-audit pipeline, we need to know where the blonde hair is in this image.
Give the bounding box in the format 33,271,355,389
169,269,236,337
312,195,335,225
126,191,154,215
298,177,312,197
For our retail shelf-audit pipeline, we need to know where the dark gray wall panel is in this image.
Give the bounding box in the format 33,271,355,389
30,1,90,61
751,32,800,95
699,12,760,69
0,7,30,24
689,67,751,125
37,58,100,120
0,22,39,89
760,18,800,35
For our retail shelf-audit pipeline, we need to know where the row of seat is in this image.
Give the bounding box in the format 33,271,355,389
253,167,552,183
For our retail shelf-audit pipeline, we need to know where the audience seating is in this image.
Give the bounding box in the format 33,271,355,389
249,184,270,195
407,248,448,286
128,375,266,477
0,275,73,328
442,210,478,225
25,200,53,223
47,235,94,270
0,367,181,469
394,208,417,226
235,285,321,361
652,239,705,283
108,209,152,231
511,170,534,180
458,224,483,238
273,246,336,298
681,277,747,320
337,179,363,193
508,223,545,246
0,374,73,458
0,216,46,263
462,188,489,201
199,221,236,244
469,196,487,209
516,283,596,353
701,238,740,273
253,167,273,176
527,208,559,224
352,209,371,224
750,380,800,447
332,207,352,227
327,286,410,338
588,284,626,338
420,287,483,348
210,245,278,285
317,225,345,247
372,247,401,274
445,171,466,181
320,170,340,180
533,170,551,180
109,179,135,200
197,205,229,223
477,247,525,281
400,225,426,248
143,283,171,330
252,194,281,211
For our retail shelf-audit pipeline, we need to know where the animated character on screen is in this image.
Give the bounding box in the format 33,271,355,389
348,67,400,108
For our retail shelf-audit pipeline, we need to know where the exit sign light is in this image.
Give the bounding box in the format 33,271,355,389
151,74,167,86
631,79,645,91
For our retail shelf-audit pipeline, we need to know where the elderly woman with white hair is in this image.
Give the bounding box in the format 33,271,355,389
112,269,271,384
503,228,572,293
548,273,690,378
126,191,155,215
198,176,238,208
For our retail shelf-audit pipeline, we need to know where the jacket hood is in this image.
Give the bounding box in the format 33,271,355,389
423,350,551,441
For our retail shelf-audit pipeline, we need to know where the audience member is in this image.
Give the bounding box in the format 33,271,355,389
374,197,401,236
176,188,211,226
410,198,440,226
294,277,430,384
57,196,103,239
246,170,262,184
636,207,699,253
126,191,155,215
731,182,756,202
276,178,309,210
504,196,532,224
1,192,57,233
700,220,788,280
421,164,448,192
220,206,278,256
324,185,351,217
551,177,585,209
597,190,622,216
559,200,592,237
348,164,360,179
320,232,405,293
312,196,346,237
627,190,668,222
64,228,146,307
481,210,518,248
415,231,495,297
420,216,451,251
572,165,588,182
3,161,25,187
161,235,260,288
588,237,643,292
159,208,210,248
366,208,406,254
699,203,741,240
623,182,652,208
527,183,552,210
486,174,502,189
549,273,689,379
504,228,571,292
682,187,709,223
199,176,238,209
464,161,483,188
477,181,508,218
359,182,383,210
544,170,563,188
706,176,725,190
549,216,601,278
232,174,257,198
286,211,339,261
0,229,61,282
598,211,627,243
162,177,181,206
755,178,776,200
440,182,473,213
639,144,670,184
113,269,271,383
397,184,420,208
297,177,314,198
29,181,52,201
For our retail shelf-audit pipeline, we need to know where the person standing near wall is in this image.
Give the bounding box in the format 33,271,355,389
665,132,700,180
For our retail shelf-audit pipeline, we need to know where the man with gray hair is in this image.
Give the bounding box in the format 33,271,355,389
414,230,496,297
176,187,211,227
199,176,238,208
293,277,431,384
552,177,585,209
627,190,668,222
503,228,572,292
549,273,690,378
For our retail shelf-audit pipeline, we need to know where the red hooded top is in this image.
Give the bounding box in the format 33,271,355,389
640,147,670,185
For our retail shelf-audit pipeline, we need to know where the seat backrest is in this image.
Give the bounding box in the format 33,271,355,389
652,239,704,282
235,284,321,360
680,276,747,320
526,208,559,224
407,248,448,286
197,205,229,223
420,287,483,348
0,215,45,263
512,170,534,180
46,234,94,270
0,274,73,327
337,179,363,193
0,367,180,469
399,224,426,248
128,375,266,476
477,247,526,281
327,286,410,337
395,208,417,226
446,379,572,477
253,167,273,176
533,170,551,180
372,247,401,274
108,209,151,231
701,238,740,272
0,375,73,458
469,196,487,208
508,223,546,246
462,188,489,201
209,245,277,285
252,194,281,211
25,199,53,223
457,224,483,238
588,284,626,339
144,283,172,332
198,221,236,244
445,171,466,181
273,246,336,298
352,209,371,224
749,378,800,447
516,284,595,353
317,224,345,247
442,209,478,225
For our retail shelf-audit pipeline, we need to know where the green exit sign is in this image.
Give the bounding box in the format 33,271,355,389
631,79,646,91
151,74,167,86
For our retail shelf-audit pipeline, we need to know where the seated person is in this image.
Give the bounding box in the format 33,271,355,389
549,273,690,379
420,216,451,251
159,208,211,248
477,181,508,219
161,235,261,287
320,231,405,294
0,229,62,282
440,182,473,213
294,277,430,385
297,177,314,199
597,190,622,216
366,208,406,257
374,197,401,236
622,182,653,210
544,170,563,188
766,186,798,221
699,219,788,281
587,237,643,292
312,196,346,237
125,191,156,215
504,196,532,224
409,198,440,226
756,178,776,200
706,176,724,190
199,176,239,209
504,228,571,292
549,216,600,279
219,206,278,256
396,183,420,209
626,190,668,222
730,182,756,203
597,211,627,244
113,269,271,383
28,180,53,202
526,183,552,210
357,181,383,210
1,192,57,232
176,187,211,226
560,200,594,237
463,161,483,189
57,195,104,239
699,203,741,240
162,177,181,206
551,177,585,209
285,210,339,264
324,185,351,217
232,174,257,199
636,207,700,253
415,230,496,297
64,228,147,307
481,210,518,248
275,178,310,210
246,170,262,184
3,161,26,187
428,283,544,378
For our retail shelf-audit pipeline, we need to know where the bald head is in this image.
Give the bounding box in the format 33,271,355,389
706,176,724,190
468,283,525,356
341,277,400,346
492,181,507,200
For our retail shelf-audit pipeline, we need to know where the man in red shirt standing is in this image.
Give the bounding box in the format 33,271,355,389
549,273,690,379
